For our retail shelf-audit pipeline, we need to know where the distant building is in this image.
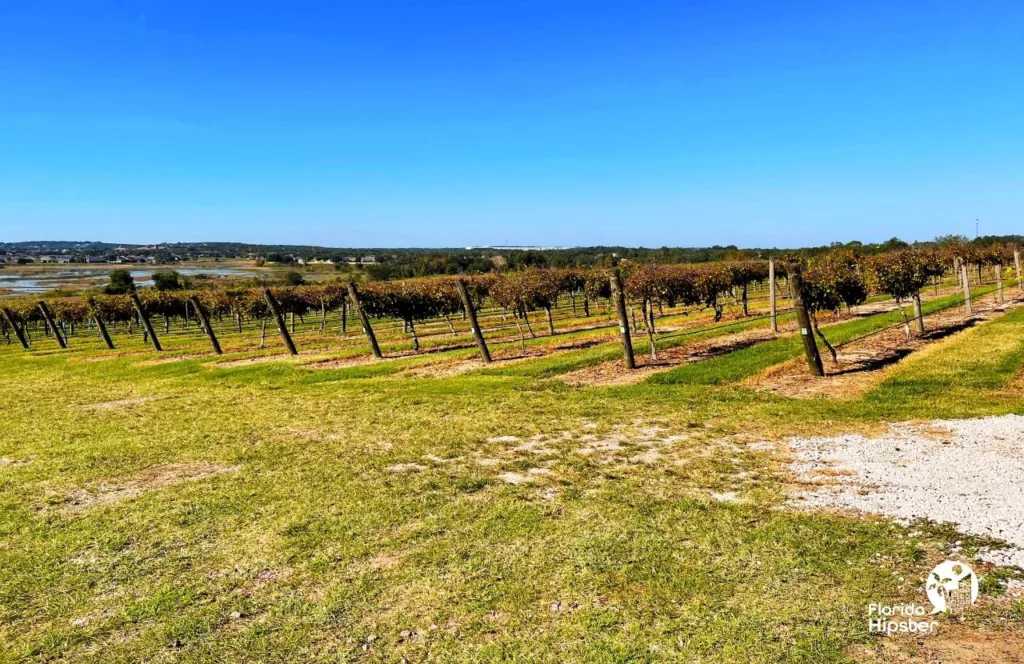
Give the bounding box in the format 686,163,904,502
38,255,72,264
464,245,571,251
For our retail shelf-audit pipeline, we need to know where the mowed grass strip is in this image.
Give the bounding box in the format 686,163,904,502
648,286,1000,386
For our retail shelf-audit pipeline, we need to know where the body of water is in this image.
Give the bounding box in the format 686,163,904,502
0,267,261,296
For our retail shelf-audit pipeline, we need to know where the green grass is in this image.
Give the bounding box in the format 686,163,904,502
1,287,1023,662
649,287,996,385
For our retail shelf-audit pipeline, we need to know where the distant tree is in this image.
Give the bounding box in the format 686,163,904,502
934,234,970,246
881,237,909,250
152,271,184,291
105,269,135,294
281,271,305,286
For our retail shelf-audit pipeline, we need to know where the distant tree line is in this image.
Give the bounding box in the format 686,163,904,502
5,236,1024,280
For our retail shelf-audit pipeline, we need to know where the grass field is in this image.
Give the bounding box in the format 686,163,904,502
2,288,1023,662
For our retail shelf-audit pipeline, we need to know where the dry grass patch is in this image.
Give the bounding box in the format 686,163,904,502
78,395,167,411
135,354,210,366
303,353,400,370
53,461,240,514
387,462,428,473
398,350,543,378
214,353,306,368
73,350,152,363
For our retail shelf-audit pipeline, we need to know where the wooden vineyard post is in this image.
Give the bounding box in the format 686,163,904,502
912,292,925,336
769,257,778,333
544,306,555,335
456,279,491,363
37,302,67,349
788,263,824,377
37,303,66,348
129,291,162,351
1015,250,1022,292
609,268,636,370
996,264,1004,303
644,299,658,361
1,308,29,349
189,297,223,355
960,263,973,315
94,316,115,349
262,289,298,356
346,282,382,359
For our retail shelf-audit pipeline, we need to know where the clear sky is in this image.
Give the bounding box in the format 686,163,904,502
1,1,1022,248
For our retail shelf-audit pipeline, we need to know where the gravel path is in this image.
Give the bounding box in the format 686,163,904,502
788,415,1024,567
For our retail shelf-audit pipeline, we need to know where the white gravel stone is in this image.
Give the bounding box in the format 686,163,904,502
787,415,1024,567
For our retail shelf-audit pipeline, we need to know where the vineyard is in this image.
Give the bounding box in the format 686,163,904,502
2,246,1022,384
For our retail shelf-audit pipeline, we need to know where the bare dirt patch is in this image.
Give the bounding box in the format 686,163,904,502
851,625,1024,663
387,463,427,473
74,350,152,363
746,304,1008,400
135,355,208,366
301,346,451,371
214,354,303,368
397,350,544,378
479,425,703,477
394,335,617,379
498,471,536,485
302,354,384,370
363,552,404,571
55,462,240,514
848,300,904,317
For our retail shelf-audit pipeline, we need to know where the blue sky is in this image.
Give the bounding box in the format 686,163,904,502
1,1,1022,248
